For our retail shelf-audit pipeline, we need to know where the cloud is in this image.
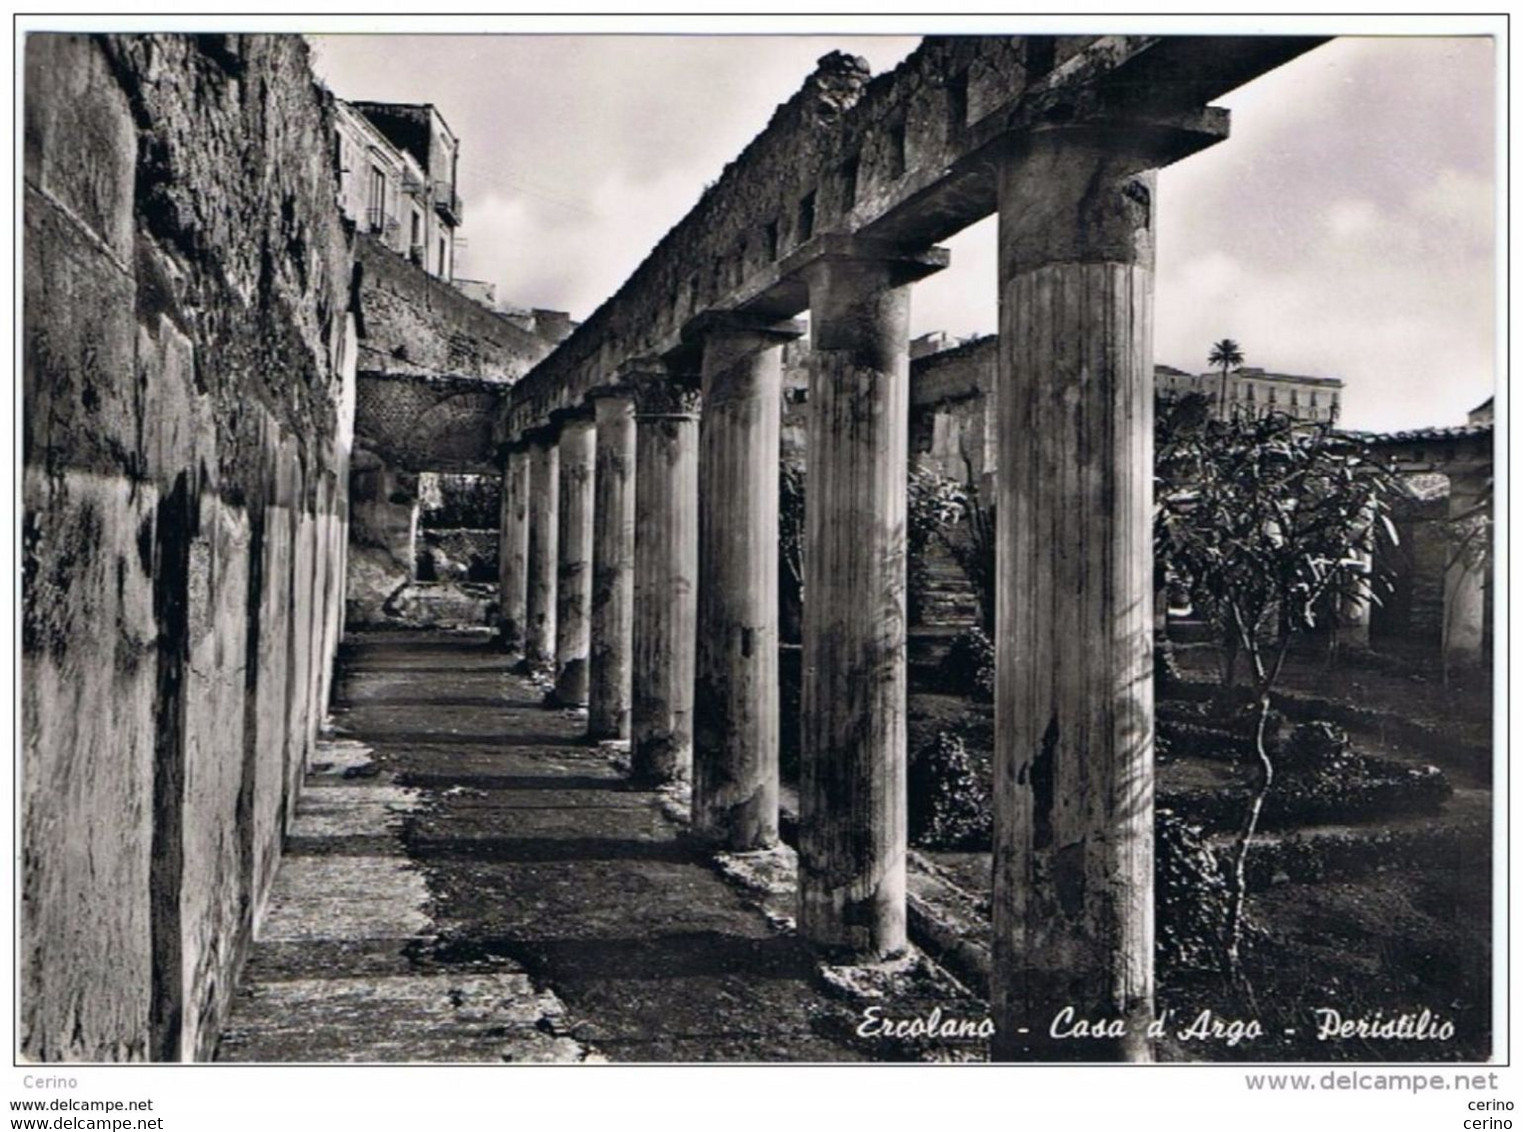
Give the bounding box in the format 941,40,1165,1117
456,166,720,319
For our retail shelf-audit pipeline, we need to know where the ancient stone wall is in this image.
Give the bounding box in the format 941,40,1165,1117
353,372,506,473
355,232,553,381
22,32,354,1061
909,335,997,491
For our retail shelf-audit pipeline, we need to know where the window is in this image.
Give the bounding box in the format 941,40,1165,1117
840,156,859,211
764,219,779,261
887,122,907,179
366,165,387,232
438,237,447,277
947,71,969,128
798,191,816,242
1026,37,1057,78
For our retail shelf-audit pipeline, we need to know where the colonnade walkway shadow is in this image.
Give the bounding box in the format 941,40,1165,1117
217,630,875,1062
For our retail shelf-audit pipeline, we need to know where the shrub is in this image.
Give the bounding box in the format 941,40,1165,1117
1159,734,1451,834
1154,695,1286,763
1278,720,1352,774
908,730,992,850
938,627,995,701
1156,809,1232,973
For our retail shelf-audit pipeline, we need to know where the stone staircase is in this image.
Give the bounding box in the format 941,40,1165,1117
916,541,980,628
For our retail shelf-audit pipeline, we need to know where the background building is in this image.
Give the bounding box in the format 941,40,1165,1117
334,99,461,281
1155,363,1343,423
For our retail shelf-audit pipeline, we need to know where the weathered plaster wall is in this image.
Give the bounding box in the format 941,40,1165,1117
909,335,997,491
22,32,354,1061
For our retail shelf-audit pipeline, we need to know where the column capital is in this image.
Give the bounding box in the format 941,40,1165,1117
521,422,560,447
548,404,595,431
681,310,805,349
495,435,533,467
779,233,949,288
633,379,702,421
973,101,1230,174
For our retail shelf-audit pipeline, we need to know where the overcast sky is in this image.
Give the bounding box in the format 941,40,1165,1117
308,32,1496,432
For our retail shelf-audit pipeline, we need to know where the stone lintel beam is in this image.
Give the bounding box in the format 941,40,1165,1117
502,37,1326,438
968,103,1230,181
779,233,949,291
681,311,805,352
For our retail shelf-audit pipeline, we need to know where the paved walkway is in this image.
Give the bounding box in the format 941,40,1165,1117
217,631,893,1062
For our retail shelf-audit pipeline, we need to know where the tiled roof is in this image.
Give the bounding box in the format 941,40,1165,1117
1345,425,1493,445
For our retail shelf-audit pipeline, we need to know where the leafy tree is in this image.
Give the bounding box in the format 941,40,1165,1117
779,459,806,643
1208,338,1245,417
1155,409,1402,976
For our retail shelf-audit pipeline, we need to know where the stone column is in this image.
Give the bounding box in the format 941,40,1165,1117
1442,471,1488,667
783,236,947,961
551,412,596,705
630,370,701,783
989,118,1223,1062
688,313,802,849
498,442,531,652
524,430,560,669
587,386,637,741
1336,547,1373,650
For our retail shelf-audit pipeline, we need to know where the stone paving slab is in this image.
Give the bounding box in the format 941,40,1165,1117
256,856,433,943
217,670,598,1063
217,631,959,1063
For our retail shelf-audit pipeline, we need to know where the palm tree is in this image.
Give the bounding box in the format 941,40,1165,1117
1208,339,1244,418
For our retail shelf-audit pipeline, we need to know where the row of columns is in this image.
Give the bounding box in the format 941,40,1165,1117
497,122,1202,1060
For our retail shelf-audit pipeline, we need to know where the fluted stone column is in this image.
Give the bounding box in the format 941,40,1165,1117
1442,471,1488,667
551,412,596,705
498,442,532,652
524,430,560,668
990,118,1223,1062
784,236,947,961
631,372,701,783
689,313,803,849
588,386,637,741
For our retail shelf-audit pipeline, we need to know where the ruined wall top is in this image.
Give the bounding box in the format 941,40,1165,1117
500,34,1323,441
355,233,556,383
